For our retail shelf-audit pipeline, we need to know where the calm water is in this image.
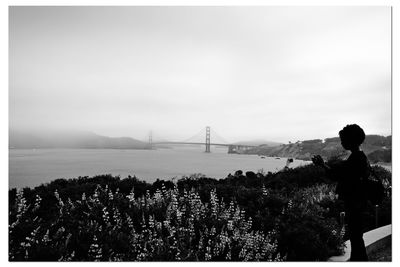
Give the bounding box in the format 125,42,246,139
9,146,309,189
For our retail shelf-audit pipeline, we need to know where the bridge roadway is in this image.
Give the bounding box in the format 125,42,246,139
153,141,257,148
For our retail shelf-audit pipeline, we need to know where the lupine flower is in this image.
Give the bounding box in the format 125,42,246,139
108,188,114,201
33,194,42,212
262,184,268,196
88,235,102,261
102,207,110,225
42,229,51,244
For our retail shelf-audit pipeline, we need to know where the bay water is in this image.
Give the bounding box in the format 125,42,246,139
9,146,309,189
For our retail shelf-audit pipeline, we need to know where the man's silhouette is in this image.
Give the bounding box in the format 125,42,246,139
312,124,370,261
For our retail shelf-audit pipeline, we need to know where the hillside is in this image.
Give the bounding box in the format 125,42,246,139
9,130,149,150
240,135,391,163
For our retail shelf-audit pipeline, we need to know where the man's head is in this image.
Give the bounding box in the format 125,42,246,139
339,124,365,150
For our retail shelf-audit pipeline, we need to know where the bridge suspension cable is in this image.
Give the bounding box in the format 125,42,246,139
183,127,208,143
182,127,230,145
209,127,230,144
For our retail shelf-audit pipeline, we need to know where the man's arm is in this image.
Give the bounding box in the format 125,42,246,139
312,155,345,181
312,155,331,171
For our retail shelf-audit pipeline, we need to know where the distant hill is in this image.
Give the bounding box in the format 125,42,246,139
240,135,392,163
9,130,149,150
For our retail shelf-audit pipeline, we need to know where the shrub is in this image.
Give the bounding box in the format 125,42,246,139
9,185,281,261
9,163,391,261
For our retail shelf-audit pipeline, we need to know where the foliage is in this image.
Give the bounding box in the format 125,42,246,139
9,185,281,261
368,149,392,163
9,162,391,261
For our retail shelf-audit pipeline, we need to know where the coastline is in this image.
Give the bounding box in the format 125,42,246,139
374,162,392,172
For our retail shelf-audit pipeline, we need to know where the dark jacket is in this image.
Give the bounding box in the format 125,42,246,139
329,150,370,202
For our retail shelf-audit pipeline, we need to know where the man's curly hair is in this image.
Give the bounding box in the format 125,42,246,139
339,124,366,146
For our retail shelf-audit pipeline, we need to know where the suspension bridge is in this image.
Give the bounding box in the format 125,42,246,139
147,126,256,153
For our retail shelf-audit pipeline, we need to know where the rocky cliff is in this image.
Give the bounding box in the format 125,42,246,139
240,135,391,163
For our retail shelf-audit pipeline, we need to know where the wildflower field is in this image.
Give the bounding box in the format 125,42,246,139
9,163,391,261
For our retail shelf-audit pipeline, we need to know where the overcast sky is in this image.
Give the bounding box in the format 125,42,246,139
9,6,391,143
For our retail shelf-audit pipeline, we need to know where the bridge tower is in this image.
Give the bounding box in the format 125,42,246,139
205,126,211,153
149,131,153,149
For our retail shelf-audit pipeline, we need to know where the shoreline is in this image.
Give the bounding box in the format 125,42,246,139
374,162,392,172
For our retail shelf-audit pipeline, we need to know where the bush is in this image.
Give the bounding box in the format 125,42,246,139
9,162,391,261
9,185,281,261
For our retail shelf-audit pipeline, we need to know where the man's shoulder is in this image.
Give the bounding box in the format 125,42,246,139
350,150,367,158
348,150,368,163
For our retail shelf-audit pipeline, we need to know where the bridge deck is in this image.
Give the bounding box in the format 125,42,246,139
153,142,256,147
